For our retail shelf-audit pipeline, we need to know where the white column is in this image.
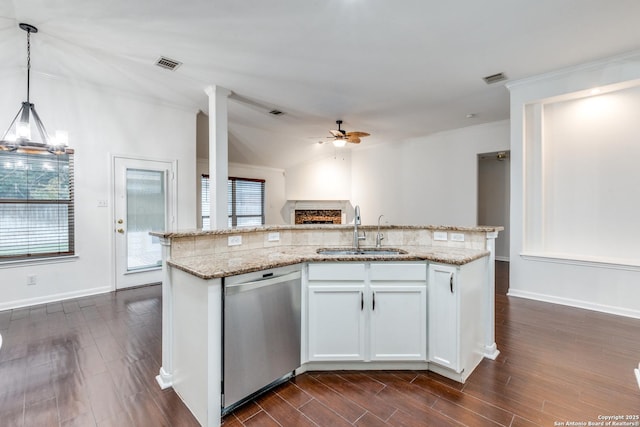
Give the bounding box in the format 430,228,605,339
156,236,174,389
484,231,500,360
205,85,232,229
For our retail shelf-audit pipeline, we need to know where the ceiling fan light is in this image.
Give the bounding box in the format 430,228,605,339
332,139,347,148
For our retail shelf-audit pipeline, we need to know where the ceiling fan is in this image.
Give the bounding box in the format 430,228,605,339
322,120,370,147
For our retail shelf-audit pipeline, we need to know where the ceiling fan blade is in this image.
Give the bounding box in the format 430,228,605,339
347,136,361,143
346,131,370,138
329,129,344,138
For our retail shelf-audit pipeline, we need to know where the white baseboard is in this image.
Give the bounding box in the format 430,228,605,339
0,286,112,312
495,256,510,262
507,289,640,319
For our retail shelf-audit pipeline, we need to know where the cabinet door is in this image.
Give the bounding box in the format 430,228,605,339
369,284,427,361
307,284,366,361
428,264,459,371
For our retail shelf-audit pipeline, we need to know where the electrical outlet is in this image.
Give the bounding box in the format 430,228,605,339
433,231,448,241
27,274,37,285
228,235,242,246
450,233,465,242
267,232,280,242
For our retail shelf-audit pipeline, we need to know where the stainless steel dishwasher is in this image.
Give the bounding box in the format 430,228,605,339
222,264,301,414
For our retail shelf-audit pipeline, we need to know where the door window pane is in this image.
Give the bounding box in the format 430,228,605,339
126,169,165,271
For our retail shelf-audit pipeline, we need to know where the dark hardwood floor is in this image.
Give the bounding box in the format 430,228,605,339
1,261,639,426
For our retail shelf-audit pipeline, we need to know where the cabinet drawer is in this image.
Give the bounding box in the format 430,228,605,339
308,263,366,281
370,263,426,281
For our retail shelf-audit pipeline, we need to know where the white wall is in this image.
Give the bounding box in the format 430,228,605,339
285,151,352,201
351,121,510,226
196,159,286,226
0,72,197,310
508,50,640,318
542,87,640,261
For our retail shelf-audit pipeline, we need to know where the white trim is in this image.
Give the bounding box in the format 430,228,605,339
520,252,640,272
298,361,430,372
634,364,640,390
507,289,640,320
228,161,285,174
156,367,173,390
505,49,640,90
484,344,500,360
494,256,509,262
0,286,111,312
0,254,79,269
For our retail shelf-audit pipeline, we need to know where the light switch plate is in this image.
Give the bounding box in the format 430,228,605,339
450,233,465,242
267,232,280,242
433,231,447,241
97,200,108,207
228,235,242,246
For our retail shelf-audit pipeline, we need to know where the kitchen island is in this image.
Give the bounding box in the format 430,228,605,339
151,224,502,427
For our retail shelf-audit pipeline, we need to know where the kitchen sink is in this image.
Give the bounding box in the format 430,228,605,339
316,248,408,256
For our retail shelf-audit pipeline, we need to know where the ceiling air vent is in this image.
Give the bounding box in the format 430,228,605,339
155,56,182,71
269,110,284,116
483,72,507,85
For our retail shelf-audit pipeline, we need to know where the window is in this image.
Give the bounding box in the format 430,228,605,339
201,175,265,229
201,174,210,230
0,150,75,260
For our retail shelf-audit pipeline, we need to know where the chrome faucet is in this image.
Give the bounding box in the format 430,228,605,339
353,205,366,249
376,215,385,248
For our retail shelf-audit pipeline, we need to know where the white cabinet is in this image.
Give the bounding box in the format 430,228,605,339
428,259,487,381
306,262,427,362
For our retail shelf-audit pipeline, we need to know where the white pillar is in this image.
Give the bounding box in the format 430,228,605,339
205,85,232,229
484,230,500,360
156,236,174,389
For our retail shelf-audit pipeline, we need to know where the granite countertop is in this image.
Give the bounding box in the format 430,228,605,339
151,224,503,239
168,245,490,279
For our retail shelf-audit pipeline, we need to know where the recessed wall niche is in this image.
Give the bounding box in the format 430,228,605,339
523,84,640,265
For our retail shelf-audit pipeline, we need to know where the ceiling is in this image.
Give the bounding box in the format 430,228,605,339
2,0,640,169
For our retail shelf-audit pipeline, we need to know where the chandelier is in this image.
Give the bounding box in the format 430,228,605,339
0,23,68,155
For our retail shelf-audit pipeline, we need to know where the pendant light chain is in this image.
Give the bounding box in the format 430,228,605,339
26,28,31,103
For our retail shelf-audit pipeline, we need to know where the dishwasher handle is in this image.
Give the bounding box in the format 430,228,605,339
225,270,301,295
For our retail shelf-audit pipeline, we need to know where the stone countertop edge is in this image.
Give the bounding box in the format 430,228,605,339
166,247,491,280
151,224,504,239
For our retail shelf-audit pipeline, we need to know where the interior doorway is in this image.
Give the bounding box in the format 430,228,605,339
477,151,510,262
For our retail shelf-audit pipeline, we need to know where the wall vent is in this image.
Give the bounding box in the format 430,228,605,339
482,72,507,84
155,56,182,71
269,109,284,116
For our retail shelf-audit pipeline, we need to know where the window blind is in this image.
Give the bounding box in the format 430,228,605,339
0,150,75,260
201,175,265,228
201,174,210,230
228,177,265,227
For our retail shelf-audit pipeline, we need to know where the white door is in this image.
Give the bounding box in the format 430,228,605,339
307,285,366,361
369,284,427,361
428,263,459,371
113,157,175,289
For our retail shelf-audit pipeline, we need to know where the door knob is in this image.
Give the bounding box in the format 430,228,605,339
117,228,124,234
117,219,124,224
